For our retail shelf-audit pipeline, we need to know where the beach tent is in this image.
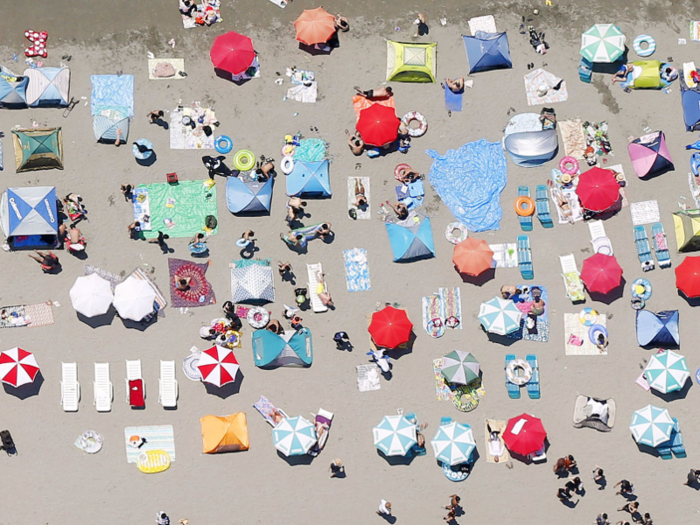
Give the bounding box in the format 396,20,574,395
681,84,700,131
0,186,59,244
230,259,275,303
0,67,28,108
226,175,273,213
385,214,435,262
23,67,70,107
636,310,680,347
93,115,130,144
628,131,674,178
252,328,313,368
673,210,700,252
625,61,665,90
503,113,558,167
286,159,331,197
462,32,512,74
386,41,437,83
12,128,63,172
200,412,250,453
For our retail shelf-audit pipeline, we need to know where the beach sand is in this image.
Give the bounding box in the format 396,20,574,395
0,1,699,523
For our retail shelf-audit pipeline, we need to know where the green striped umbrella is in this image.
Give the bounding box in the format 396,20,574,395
441,351,480,385
580,24,625,63
644,350,689,394
478,297,522,335
629,404,673,447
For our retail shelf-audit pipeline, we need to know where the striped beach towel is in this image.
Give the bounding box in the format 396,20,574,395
124,425,175,463
439,287,462,329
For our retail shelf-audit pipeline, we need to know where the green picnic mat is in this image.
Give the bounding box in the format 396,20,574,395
139,180,218,239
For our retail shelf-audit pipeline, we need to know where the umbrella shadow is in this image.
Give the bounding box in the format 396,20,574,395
121,315,158,331
635,441,663,458
298,42,333,56
77,309,116,328
458,269,496,286
3,372,44,400
677,290,700,307
277,450,314,465
650,378,692,402
204,370,244,399
135,152,157,167
384,331,416,361
377,448,418,466
485,330,518,347
214,68,253,86
587,277,626,304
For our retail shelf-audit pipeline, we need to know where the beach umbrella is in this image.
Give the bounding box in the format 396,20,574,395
503,413,547,456
644,350,690,394
369,306,413,349
197,346,240,387
581,253,623,294
373,415,417,456
452,237,494,276
629,404,673,447
69,274,114,317
0,347,40,388
580,24,625,63
113,276,156,321
356,104,400,147
441,351,480,385
294,7,336,45
430,421,476,466
478,297,522,335
210,31,256,76
272,415,317,456
576,167,620,212
675,256,700,298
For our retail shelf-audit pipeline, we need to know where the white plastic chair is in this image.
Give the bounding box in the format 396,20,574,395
61,362,80,412
588,220,613,255
93,363,113,413
158,360,178,409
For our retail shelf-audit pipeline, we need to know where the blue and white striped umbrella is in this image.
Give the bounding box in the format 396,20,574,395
373,415,417,456
478,297,522,335
430,421,476,466
629,404,673,447
272,415,317,456
644,350,689,394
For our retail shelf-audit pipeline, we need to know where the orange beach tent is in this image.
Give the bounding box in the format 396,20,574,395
201,412,250,453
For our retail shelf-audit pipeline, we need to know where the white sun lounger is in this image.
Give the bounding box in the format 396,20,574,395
560,254,585,303
93,363,113,413
307,262,329,313
158,360,178,409
61,362,80,412
588,220,613,255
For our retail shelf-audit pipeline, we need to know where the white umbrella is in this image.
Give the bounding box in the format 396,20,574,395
113,276,156,321
69,274,114,317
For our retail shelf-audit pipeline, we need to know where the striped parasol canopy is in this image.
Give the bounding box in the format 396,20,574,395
441,351,480,385
430,421,476,466
644,350,689,394
478,297,522,335
373,415,417,456
272,415,318,456
580,24,626,63
629,404,674,447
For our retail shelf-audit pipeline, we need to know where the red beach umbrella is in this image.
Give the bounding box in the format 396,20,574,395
356,104,400,147
452,237,494,276
368,306,413,349
576,167,620,212
210,32,256,76
0,347,40,388
581,253,623,294
675,256,700,298
503,413,547,456
294,7,336,45
197,346,240,387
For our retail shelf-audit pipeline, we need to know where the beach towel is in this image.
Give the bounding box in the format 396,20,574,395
348,177,371,219
169,106,217,149
307,262,328,313
451,379,485,412
91,75,134,117
253,395,289,425
439,287,462,329
352,95,396,120
565,313,607,355
468,15,497,35
523,69,568,106
630,200,660,225
432,358,452,400
584,120,613,157
422,294,445,338
84,265,124,289
444,84,463,112
131,187,151,230
505,284,549,342
24,302,54,327
168,258,216,308
123,425,175,463
294,138,327,162
691,21,700,41
131,268,167,314
344,248,371,292
558,119,587,159
0,305,29,328
287,82,317,103
484,419,510,464
550,168,584,224
356,364,381,391
489,243,518,268
148,58,186,80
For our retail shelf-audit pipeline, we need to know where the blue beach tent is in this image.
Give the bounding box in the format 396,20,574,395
286,159,331,197
386,215,435,262
463,32,513,74
226,176,273,213
636,310,680,347
681,86,700,132
0,67,28,108
252,328,313,368
0,186,59,246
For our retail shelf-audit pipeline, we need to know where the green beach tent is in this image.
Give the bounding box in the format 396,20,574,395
386,41,436,83
12,127,63,172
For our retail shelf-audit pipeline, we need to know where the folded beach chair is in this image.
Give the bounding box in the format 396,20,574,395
517,186,533,232
671,418,687,458
560,254,585,303
588,220,613,255
125,359,145,408
526,354,540,399
309,408,334,456
93,362,113,413
535,185,553,229
633,225,655,272
61,362,80,412
253,395,289,426
307,262,329,313
505,354,520,399
651,222,671,268
158,360,178,409
517,235,534,280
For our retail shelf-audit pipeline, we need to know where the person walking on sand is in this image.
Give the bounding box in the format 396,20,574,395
446,494,460,509
443,506,456,522
333,331,350,349
592,466,605,485
147,110,165,124
617,501,638,515
614,479,634,497
121,183,134,202
377,500,391,517
148,231,170,253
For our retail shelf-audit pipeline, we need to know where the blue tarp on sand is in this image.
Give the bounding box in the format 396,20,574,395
91,75,134,117
426,139,507,232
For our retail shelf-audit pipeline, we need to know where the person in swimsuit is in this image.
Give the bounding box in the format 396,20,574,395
445,77,465,93
175,276,191,291
354,86,393,99
396,166,422,184
345,129,364,156
316,222,332,240
387,201,409,220
354,179,368,208
315,271,334,307
335,14,349,31
28,250,60,272
281,231,307,248
285,197,306,226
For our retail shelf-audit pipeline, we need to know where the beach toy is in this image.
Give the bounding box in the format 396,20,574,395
631,298,645,310
394,163,412,181
696,368,700,385
579,308,599,326
445,222,469,244
559,156,579,175
401,111,428,137
691,153,700,177
247,306,269,329
633,35,656,57
132,138,154,160
631,278,652,301
426,318,445,338
214,135,233,154
136,450,171,474
236,237,251,248
588,324,608,345
282,144,295,157
281,156,295,174
233,149,255,171
506,359,533,386
24,30,48,58
514,196,535,216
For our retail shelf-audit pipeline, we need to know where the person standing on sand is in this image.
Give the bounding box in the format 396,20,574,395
377,500,391,517
614,479,634,496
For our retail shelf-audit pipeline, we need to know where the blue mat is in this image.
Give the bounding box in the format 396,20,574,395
444,85,463,112
426,140,507,232
344,248,371,292
91,75,134,117
293,138,327,162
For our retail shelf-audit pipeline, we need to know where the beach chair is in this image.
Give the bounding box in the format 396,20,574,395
579,57,593,83
158,360,178,409
588,220,613,255
307,262,329,313
93,363,113,413
535,185,554,228
526,354,540,399
517,186,533,232
651,222,671,268
253,395,290,426
405,412,427,456
505,354,520,399
517,235,534,280
633,225,655,272
560,254,585,303
671,418,687,458
309,408,334,456
60,362,80,412
657,439,673,460
125,359,145,408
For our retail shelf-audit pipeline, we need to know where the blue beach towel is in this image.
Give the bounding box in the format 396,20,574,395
91,75,134,117
344,248,371,292
444,85,463,112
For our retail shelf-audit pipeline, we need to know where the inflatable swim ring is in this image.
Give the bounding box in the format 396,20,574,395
445,222,469,244
394,163,412,181
588,324,608,345
281,144,295,157
633,35,656,57
630,278,652,301
559,156,579,175
233,149,255,171
247,306,270,329
442,462,469,482
281,156,295,175
579,308,599,326
215,135,233,154
515,196,535,217
401,111,428,138
137,450,171,474
506,359,533,386
631,298,646,310
426,318,445,338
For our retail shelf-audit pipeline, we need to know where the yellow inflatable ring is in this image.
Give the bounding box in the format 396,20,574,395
506,359,533,386
579,307,599,327
136,450,171,474
233,150,256,171
515,196,535,217
281,144,295,157
401,111,428,138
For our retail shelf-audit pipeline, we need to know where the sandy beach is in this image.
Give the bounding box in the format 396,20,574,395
1,1,700,523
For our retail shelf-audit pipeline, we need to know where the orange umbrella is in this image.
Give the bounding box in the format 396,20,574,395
294,7,336,46
453,238,494,276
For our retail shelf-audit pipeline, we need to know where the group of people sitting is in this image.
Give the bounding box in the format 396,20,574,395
178,0,220,25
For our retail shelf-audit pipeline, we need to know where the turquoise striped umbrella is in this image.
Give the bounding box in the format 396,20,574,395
373,415,417,456
644,350,689,394
580,24,625,63
430,421,476,466
272,415,317,456
629,404,673,447
478,297,522,335
441,351,480,385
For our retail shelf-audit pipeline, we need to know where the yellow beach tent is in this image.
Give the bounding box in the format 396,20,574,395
673,210,700,252
386,41,436,83
201,412,250,453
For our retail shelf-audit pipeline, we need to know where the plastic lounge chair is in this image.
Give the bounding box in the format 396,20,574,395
309,408,334,456
657,438,673,460
93,363,113,413
61,362,80,412
517,235,534,280
526,354,540,399
588,220,614,255
579,57,593,83
633,225,655,272
158,360,178,409
535,185,554,229
517,186,533,232
572,395,616,432
505,354,520,399
307,262,329,313
671,418,686,458
125,359,145,408
560,254,585,303
651,222,671,268
253,395,290,426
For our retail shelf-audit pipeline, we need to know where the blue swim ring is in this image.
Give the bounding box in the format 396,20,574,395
442,462,469,482
631,278,652,301
633,35,656,57
588,324,608,345
215,135,233,154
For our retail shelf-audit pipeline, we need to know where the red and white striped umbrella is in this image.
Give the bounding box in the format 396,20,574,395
0,347,40,387
197,346,240,387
